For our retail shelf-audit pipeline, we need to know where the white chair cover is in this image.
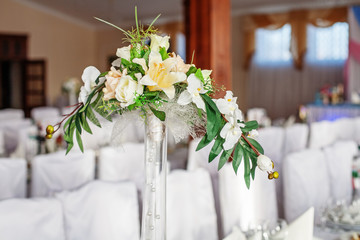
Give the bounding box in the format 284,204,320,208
308,120,337,149
0,119,32,155
323,140,358,203
0,158,26,200
354,117,360,145
11,125,39,160
31,107,60,123
283,149,330,223
56,181,140,240
187,138,222,238
98,144,145,192
332,117,356,141
0,130,4,156
167,169,218,240
0,108,24,121
284,124,309,155
31,150,95,197
257,127,285,217
219,163,278,235
0,198,65,240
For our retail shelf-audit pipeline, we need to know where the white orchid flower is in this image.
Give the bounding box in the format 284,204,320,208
132,58,148,72
116,45,131,61
257,154,273,172
150,34,170,52
215,91,244,122
220,115,243,150
248,129,259,139
139,51,186,99
177,74,207,111
78,66,104,103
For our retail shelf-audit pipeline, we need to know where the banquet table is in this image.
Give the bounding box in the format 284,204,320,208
305,104,360,123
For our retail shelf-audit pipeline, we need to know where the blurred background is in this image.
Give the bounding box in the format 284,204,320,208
1,0,360,240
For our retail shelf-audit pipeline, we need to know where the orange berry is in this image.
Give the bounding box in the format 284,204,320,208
268,172,274,180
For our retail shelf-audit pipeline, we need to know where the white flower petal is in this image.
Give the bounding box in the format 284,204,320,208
177,91,192,105
187,74,202,92
149,51,162,66
193,96,206,111
169,71,187,84
111,58,122,67
150,34,170,52
162,86,176,99
201,69,212,80
220,123,232,139
257,155,273,172
139,75,157,86
116,46,131,61
132,58,148,72
223,129,241,150
216,99,231,115
82,66,100,84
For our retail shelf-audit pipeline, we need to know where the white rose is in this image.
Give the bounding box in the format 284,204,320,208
115,75,143,108
116,45,131,61
257,154,273,172
78,66,104,103
150,34,170,52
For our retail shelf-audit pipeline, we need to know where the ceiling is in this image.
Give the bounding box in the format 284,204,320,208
14,0,360,29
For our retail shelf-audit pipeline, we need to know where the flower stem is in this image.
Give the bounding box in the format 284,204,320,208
241,134,260,156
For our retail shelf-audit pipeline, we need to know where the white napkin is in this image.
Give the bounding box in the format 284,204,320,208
287,207,314,240
222,226,246,240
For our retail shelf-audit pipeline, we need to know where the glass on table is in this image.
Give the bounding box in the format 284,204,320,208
262,219,288,240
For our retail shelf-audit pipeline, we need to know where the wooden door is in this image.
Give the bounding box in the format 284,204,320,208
23,60,46,116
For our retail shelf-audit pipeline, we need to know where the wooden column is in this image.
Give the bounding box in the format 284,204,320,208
184,0,232,95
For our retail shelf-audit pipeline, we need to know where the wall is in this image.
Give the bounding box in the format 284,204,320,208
0,0,97,105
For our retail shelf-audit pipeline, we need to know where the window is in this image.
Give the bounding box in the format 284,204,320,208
306,22,348,64
254,24,292,65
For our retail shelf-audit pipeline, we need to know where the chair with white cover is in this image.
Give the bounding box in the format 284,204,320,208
56,180,140,240
167,169,218,240
219,163,278,235
11,125,39,160
0,158,26,200
0,119,33,155
323,140,358,203
257,127,285,217
332,117,356,141
0,130,4,156
31,107,60,123
354,117,360,145
98,144,145,192
283,149,330,223
0,198,65,240
31,150,95,197
284,123,309,155
187,138,222,237
308,120,337,149
0,108,24,121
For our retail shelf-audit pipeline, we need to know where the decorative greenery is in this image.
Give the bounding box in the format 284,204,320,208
46,7,278,188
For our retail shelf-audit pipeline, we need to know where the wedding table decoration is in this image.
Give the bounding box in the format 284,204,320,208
45,7,278,240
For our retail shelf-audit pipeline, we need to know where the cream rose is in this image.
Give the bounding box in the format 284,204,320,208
115,75,143,108
150,34,170,52
257,154,273,172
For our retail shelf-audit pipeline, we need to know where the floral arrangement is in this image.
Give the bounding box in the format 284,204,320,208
45,9,278,188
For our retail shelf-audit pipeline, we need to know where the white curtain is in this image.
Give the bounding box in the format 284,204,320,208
247,62,344,119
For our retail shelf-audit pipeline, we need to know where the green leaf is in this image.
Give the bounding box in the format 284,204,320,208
86,107,101,128
232,144,244,174
209,136,225,163
218,148,233,171
81,113,92,134
241,120,259,133
63,115,74,132
249,154,257,180
75,115,82,134
92,94,112,122
186,66,197,77
195,69,204,83
159,47,169,60
149,106,166,121
196,133,212,151
66,142,74,155
246,137,264,155
79,102,89,113
201,94,222,142
244,151,251,189
75,130,84,153
95,71,108,85
143,49,150,65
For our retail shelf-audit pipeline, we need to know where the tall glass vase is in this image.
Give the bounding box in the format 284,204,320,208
141,113,167,240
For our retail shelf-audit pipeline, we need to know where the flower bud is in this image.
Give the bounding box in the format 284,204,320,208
257,154,273,172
